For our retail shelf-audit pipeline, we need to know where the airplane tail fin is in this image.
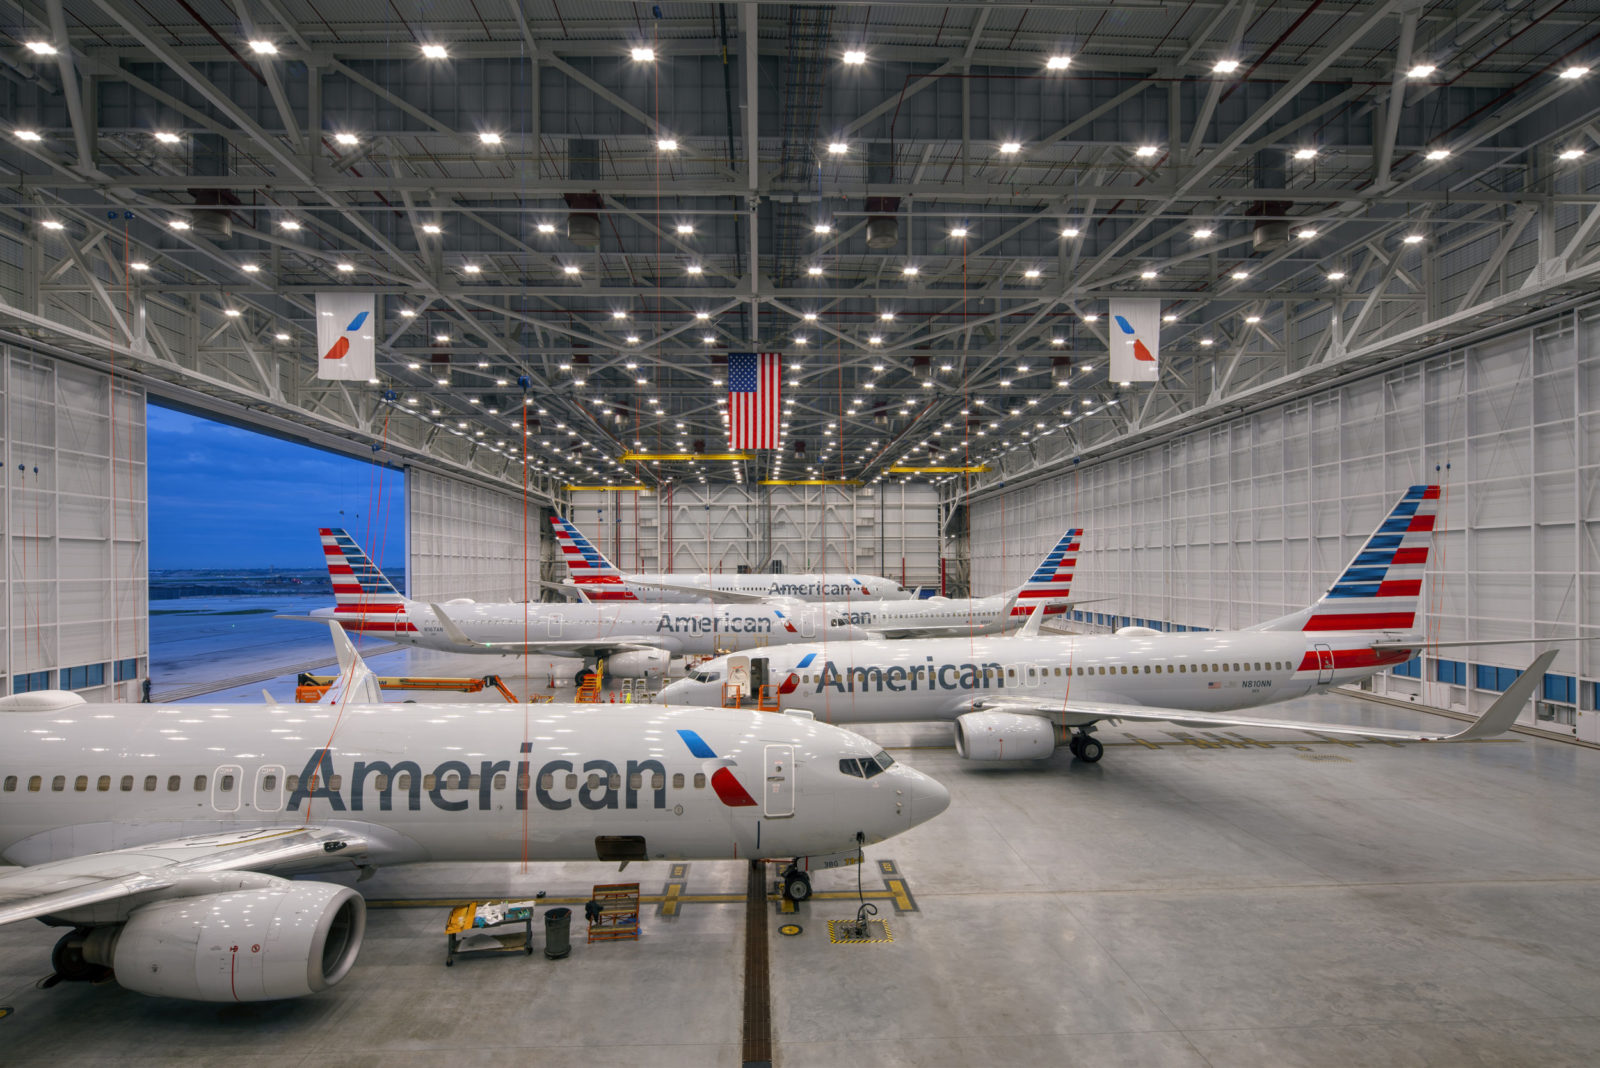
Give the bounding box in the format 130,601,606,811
1009,527,1083,617
1255,485,1440,633
323,620,383,705
319,527,415,634
549,514,638,600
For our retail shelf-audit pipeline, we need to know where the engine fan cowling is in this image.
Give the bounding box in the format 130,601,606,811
953,711,1057,761
98,881,364,1001
606,648,671,678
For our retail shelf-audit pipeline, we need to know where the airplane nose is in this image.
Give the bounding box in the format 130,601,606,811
908,769,951,825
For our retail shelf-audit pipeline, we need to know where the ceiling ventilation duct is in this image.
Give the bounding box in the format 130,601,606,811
865,141,900,249
1250,148,1289,253
566,139,602,247
189,133,236,240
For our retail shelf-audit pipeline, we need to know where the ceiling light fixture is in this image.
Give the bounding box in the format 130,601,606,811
479,131,501,145
248,40,277,55
1046,55,1071,70
154,131,181,143
25,41,57,55
1559,66,1590,80
842,49,866,65
1061,227,1080,238
1293,147,1318,160
1406,63,1435,78
657,138,678,151
422,44,449,59
827,141,849,154
1212,58,1240,73
1134,145,1159,157
999,141,1022,154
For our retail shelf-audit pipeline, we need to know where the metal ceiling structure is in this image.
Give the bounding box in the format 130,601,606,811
3,0,1599,505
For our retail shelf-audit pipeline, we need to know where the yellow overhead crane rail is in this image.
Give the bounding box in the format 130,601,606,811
759,479,863,486
563,484,653,492
887,465,992,474
620,452,754,462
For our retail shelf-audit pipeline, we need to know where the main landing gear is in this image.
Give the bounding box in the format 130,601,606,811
1067,730,1104,764
780,863,812,902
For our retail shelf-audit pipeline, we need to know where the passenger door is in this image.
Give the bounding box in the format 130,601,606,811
763,744,795,818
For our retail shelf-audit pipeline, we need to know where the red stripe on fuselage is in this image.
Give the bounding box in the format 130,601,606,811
333,603,405,613
1303,611,1415,631
335,620,418,633
1295,647,1413,672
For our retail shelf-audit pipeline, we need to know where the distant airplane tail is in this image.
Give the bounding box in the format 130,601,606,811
1009,527,1083,616
1255,485,1439,633
319,527,415,633
550,514,638,601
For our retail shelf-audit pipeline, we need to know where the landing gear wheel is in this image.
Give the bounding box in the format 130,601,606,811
1078,737,1104,763
574,669,597,688
1067,734,1085,758
782,869,812,902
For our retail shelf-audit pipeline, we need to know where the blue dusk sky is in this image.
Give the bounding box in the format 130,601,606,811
147,404,405,571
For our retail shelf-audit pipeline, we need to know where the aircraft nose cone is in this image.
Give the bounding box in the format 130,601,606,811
909,770,951,824
658,681,687,703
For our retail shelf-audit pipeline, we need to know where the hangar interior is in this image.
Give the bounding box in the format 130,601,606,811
3,0,1600,1064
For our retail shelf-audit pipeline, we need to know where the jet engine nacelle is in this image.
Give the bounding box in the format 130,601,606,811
952,711,1057,761
606,648,672,679
87,880,364,1001
1115,625,1162,637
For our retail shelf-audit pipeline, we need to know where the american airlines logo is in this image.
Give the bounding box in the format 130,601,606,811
655,613,776,635
804,657,1009,695
321,310,369,361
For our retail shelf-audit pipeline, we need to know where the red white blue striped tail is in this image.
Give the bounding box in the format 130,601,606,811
1011,528,1083,616
1264,485,1439,633
319,527,416,633
550,514,638,601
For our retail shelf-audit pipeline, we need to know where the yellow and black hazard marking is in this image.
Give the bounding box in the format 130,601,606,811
0,1006,12,1020
827,919,893,944
778,923,803,936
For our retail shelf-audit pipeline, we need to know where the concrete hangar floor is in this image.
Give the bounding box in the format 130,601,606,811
2,685,1598,1066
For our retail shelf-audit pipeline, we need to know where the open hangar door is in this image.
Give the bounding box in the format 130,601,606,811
406,468,549,604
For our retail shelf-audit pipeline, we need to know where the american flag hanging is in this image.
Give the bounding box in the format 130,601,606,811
727,352,782,449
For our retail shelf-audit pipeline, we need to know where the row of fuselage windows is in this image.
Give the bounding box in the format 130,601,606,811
796,660,1299,687
1,770,705,795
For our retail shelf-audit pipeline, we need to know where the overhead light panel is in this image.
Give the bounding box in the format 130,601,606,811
631,47,655,62
807,265,824,276
422,44,449,59
1212,59,1240,73
1046,55,1071,70
334,132,358,145
1327,270,1346,280
813,222,833,234
1402,234,1424,244
462,263,481,274
563,264,580,274
1424,147,1450,160
1292,147,1318,160
536,222,556,233
1134,145,1159,158
1231,270,1249,280
279,219,300,230
657,138,678,151
25,41,57,55
675,223,694,234
1406,63,1435,78
901,265,919,276
240,263,260,273
41,219,64,230
1193,227,1214,239
1559,66,1590,80
1023,268,1041,278
827,141,849,154
14,129,42,142
999,141,1022,154
842,50,867,65
336,262,354,272
479,131,501,145
949,226,968,238
1060,227,1080,238
1559,147,1586,160
248,40,277,55
169,219,190,230
1296,228,1319,240
154,131,181,144
1140,269,1157,279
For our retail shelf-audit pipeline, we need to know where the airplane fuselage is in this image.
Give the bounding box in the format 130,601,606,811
0,701,943,869
662,630,1415,724
579,572,910,603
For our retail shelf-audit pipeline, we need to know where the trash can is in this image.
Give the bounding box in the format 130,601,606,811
543,907,572,960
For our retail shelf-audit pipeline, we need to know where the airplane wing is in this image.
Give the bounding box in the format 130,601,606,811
428,603,677,658
0,826,364,927
970,649,1556,744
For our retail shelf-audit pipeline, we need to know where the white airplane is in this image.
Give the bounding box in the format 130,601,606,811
305,527,1084,682
0,625,949,1002
661,486,1561,763
551,513,911,602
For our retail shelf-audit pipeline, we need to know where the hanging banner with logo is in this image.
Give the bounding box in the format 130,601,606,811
1108,298,1160,383
316,292,375,381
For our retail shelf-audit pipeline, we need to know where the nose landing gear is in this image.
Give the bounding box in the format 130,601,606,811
1067,730,1104,763
780,864,812,902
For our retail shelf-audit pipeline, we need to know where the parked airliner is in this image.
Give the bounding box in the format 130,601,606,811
661,486,1560,762
302,527,1085,681
0,625,949,1002
551,514,910,602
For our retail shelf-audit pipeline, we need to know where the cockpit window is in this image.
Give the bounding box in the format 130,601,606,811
873,751,895,771
693,670,722,684
838,758,863,777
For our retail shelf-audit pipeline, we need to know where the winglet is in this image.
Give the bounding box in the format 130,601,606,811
325,621,382,704
429,602,480,647
1444,649,1558,741
1017,605,1045,638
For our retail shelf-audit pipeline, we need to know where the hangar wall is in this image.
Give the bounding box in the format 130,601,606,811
967,307,1600,742
2,349,146,701
406,469,543,603
567,483,942,590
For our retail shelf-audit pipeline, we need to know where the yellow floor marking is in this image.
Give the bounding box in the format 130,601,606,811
827,919,893,944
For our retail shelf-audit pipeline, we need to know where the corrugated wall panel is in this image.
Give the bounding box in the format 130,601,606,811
407,469,542,602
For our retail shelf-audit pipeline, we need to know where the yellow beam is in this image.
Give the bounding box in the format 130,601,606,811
759,479,863,486
887,465,991,474
620,452,754,462
563,484,652,492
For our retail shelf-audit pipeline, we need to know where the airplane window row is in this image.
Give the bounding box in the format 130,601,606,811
3,773,209,793
794,661,1291,687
